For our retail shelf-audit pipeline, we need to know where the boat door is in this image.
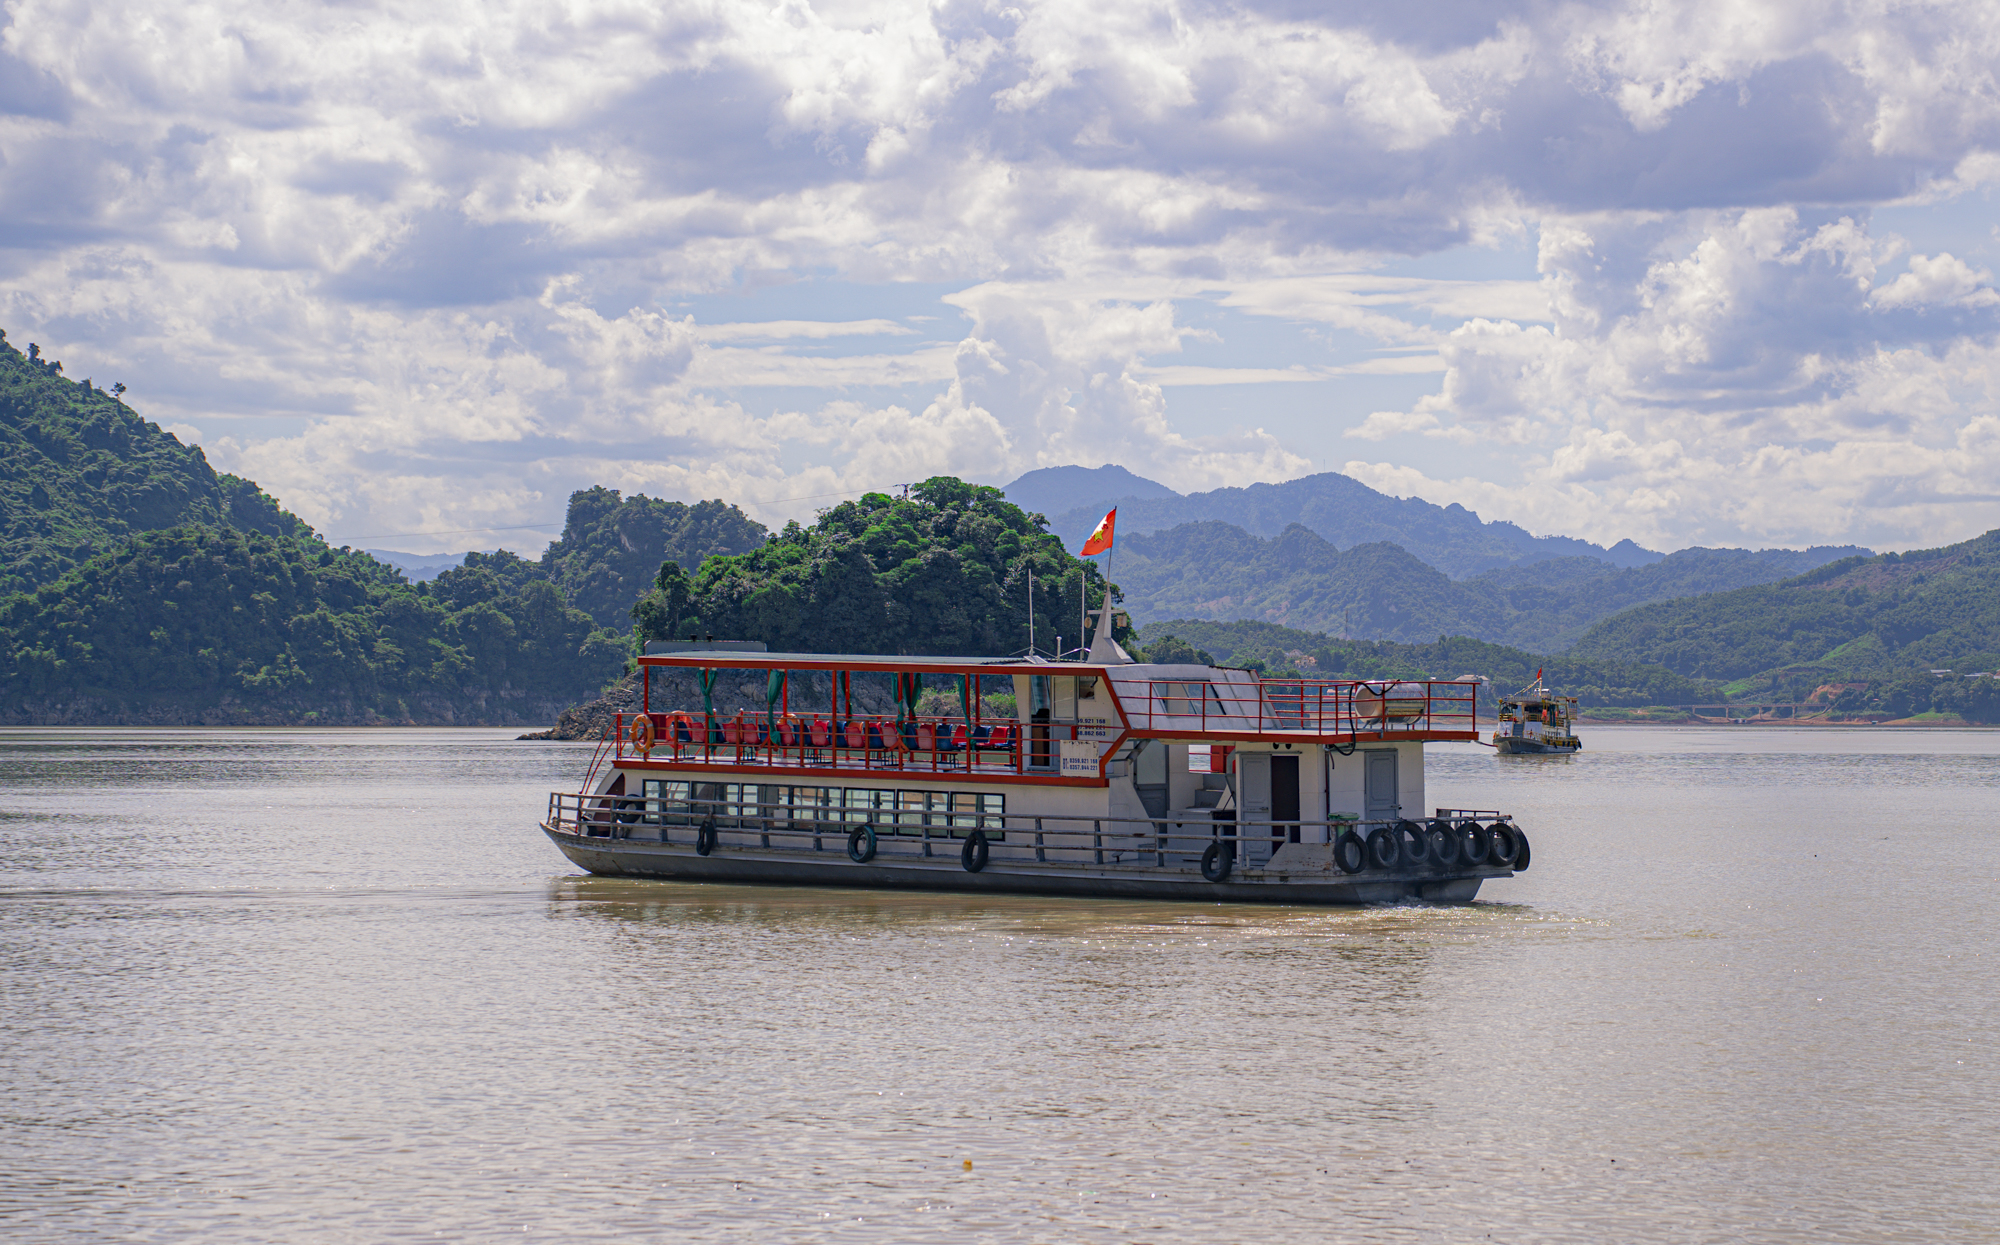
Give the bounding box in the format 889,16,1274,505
1364,750,1399,823
1270,753,1300,854
1133,740,1169,818
1237,752,1271,862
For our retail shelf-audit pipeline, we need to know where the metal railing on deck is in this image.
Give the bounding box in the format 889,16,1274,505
1136,678,1477,736
543,792,1517,874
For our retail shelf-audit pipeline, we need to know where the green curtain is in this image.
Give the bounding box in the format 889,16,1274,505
958,673,972,724
699,667,721,744
765,669,786,735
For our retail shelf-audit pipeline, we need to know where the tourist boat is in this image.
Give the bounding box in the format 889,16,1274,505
540,626,1531,903
1492,674,1582,755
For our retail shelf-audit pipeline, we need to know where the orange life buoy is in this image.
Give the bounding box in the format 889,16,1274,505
632,714,657,755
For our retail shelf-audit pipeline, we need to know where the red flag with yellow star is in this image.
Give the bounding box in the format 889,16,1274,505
1080,507,1116,556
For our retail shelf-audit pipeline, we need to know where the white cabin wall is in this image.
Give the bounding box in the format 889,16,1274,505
1168,743,1200,811
1107,773,1151,823
1325,749,1367,821
1398,743,1426,821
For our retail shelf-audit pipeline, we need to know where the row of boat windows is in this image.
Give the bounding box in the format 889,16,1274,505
636,780,1005,837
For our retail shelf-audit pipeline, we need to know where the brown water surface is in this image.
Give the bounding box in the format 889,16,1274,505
2,726,1995,1242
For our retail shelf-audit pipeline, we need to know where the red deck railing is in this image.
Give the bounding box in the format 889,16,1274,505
607,711,1074,775
1133,677,1476,736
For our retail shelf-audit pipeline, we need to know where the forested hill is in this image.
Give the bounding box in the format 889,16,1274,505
1113,521,1867,649
633,478,1130,657
538,487,766,630
1569,529,2000,714
2,531,622,725
0,330,308,596
1042,469,1659,578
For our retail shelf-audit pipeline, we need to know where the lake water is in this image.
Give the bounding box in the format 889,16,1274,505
2,726,1995,1243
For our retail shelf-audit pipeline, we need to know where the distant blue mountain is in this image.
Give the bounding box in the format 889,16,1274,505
1035,467,1660,578
999,463,1179,525
364,549,473,582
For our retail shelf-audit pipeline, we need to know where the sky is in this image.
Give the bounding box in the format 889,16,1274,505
3,0,1999,556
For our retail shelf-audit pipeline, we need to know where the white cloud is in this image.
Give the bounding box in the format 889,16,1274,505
1870,253,2000,309
4,0,2000,553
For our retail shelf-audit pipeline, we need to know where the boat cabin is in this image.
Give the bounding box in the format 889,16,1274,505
559,647,1483,871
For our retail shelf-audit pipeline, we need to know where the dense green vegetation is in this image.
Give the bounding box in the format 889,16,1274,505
1,528,625,724
538,487,767,629
634,478,1132,656
0,331,309,597
1115,521,1863,649
1137,618,1716,709
1568,529,2000,719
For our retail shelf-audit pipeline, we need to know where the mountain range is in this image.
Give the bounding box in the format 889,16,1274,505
1111,521,1867,650
1010,464,1665,578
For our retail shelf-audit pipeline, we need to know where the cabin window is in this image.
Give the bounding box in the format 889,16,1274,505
647,779,696,824
1159,680,1223,717
892,789,930,834
743,785,1003,839
786,786,833,826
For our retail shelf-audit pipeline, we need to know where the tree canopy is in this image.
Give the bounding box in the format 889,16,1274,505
634,477,1131,656
0,330,310,597
2,527,624,724
539,487,767,629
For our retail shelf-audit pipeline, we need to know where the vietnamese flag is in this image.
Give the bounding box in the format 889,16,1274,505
1080,507,1116,555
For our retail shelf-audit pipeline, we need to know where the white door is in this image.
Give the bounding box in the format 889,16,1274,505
1364,750,1399,822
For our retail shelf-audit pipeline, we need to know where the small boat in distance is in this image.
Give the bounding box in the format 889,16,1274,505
1493,672,1582,755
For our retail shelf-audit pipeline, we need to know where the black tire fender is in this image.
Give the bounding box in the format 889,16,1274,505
1395,819,1428,866
1200,840,1233,882
961,830,989,873
1366,826,1399,870
1333,829,1367,875
1488,822,1521,866
694,817,718,856
847,823,877,863
1512,826,1532,872
1457,821,1491,865
1425,819,1460,868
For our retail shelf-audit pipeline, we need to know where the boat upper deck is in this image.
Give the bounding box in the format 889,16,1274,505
608,649,1479,782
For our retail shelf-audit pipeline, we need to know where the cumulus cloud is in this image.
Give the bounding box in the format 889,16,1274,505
2,0,1999,550
1358,207,2000,549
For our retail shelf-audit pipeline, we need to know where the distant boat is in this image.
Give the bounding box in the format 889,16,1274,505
1493,673,1582,756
